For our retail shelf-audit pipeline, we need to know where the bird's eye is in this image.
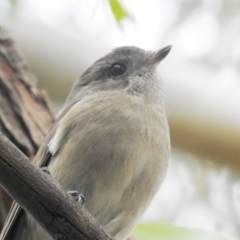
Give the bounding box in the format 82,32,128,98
110,63,126,76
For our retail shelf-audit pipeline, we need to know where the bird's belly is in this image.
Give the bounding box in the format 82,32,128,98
49,128,168,239
47,99,170,239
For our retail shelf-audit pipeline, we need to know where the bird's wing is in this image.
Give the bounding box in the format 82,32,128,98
0,106,71,240
0,202,21,240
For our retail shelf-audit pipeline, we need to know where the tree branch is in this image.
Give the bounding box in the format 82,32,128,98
0,26,55,228
0,132,112,240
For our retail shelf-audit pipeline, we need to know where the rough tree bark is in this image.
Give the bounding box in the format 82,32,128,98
0,27,55,229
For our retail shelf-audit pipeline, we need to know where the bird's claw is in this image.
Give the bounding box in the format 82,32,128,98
41,167,50,175
68,191,85,205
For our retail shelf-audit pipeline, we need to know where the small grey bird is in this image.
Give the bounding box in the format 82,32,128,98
0,45,171,240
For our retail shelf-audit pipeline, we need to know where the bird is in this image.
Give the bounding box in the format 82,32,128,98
0,45,171,240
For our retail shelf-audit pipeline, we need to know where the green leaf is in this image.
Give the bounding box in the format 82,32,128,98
134,222,228,240
9,0,17,6
108,0,129,24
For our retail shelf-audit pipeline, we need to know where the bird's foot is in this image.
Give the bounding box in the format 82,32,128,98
68,191,85,205
41,167,51,175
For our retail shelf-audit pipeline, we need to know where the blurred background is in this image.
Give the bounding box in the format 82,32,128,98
0,0,239,239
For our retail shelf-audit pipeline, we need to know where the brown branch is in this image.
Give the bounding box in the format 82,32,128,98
0,27,54,158
0,132,112,240
0,27,55,228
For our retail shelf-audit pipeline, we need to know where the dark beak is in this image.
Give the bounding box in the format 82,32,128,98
147,45,172,66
